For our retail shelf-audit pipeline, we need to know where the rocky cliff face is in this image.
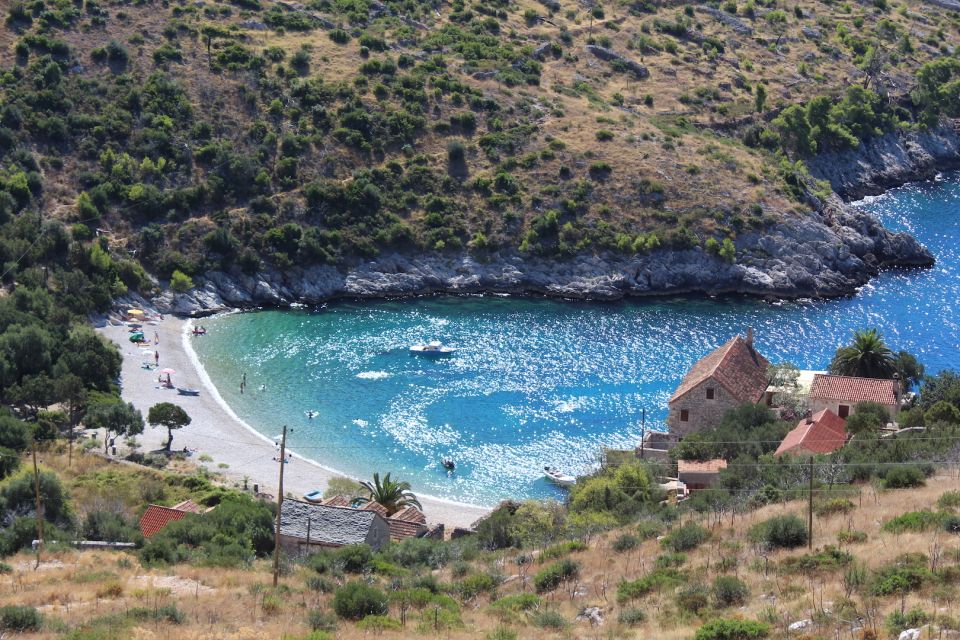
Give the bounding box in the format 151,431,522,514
807,123,960,200
154,201,932,315
156,123,960,316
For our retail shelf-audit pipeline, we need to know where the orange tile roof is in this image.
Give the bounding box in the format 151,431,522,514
171,499,204,514
677,459,728,474
669,336,770,404
322,495,351,507
809,374,896,405
139,505,190,538
387,518,428,541
390,506,427,524
775,409,847,457
361,502,390,517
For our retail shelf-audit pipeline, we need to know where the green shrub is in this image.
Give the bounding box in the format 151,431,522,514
677,583,711,613
837,530,868,544
885,608,930,635
307,608,337,632
456,572,500,599
883,510,943,533
871,554,929,596
814,498,856,517
534,559,579,593
938,490,960,511
540,540,587,561
170,269,194,293
530,609,567,629
595,129,614,141
662,523,708,552
883,466,926,489
333,544,374,573
0,605,42,631
749,514,808,549
780,546,853,573
694,618,770,640
713,575,749,607
486,626,517,640
617,607,646,626
612,533,639,553
332,581,389,620
489,593,542,617
617,568,684,603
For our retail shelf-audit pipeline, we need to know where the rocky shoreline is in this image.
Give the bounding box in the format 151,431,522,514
155,127,959,316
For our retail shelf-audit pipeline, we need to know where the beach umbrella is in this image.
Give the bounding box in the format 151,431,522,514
160,368,176,375
127,309,144,316
129,332,144,343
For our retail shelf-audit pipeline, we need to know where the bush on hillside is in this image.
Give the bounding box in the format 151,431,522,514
713,575,749,607
332,581,389,620
533,559,579,593
618,607,646,626
662,523,708,552
0,605,42,631
882,510,943,533
677,583,711,613
882,466,926,489
694,618,770,640
569,462,660,519
612,533,639,552
749,514,807,549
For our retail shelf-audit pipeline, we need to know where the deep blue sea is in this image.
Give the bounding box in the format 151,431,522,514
193,172,960,506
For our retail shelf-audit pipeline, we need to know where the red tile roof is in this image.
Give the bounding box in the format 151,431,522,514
171,499,204,514
670,336,770,404
809,374,897,405
677,459,728,474
139,505,190,538
775,409,847,457
361,502,390,517
391,506,427,524
322,495,351,507
387,518,428,541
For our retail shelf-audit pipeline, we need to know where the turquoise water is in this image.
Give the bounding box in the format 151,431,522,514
193,172,960,506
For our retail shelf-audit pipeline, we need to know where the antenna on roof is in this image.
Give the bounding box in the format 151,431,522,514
746,327,754,346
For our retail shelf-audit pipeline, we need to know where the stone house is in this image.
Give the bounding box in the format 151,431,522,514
774,409,847,457
807,374,899,419
278,499,391,555
318,495,429,542
138,499,206,538
667,330,771,437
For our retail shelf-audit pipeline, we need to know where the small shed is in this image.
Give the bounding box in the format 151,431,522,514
279,499,390,554
677,459,728,490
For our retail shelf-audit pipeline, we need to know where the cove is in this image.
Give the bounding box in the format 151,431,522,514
192,172,960,506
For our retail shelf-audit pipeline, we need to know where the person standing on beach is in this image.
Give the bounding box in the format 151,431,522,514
154,350,159,366
154,331,159,345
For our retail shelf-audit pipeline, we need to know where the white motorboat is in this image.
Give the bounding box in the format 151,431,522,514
544,466,576,487
409,340,456,356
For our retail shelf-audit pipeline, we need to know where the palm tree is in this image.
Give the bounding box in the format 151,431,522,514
357,472,422,516
828,328,896,379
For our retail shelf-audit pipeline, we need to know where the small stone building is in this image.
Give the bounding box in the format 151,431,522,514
808,374,899,419
677,459,727,490
668,330,770,437
279,499,391,555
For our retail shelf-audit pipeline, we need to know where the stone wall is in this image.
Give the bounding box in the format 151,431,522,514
668,378,740,438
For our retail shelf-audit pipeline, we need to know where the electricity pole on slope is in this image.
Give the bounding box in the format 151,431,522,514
272,425,288,587
32,440,44,570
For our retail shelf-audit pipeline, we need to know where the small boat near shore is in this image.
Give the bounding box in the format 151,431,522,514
303,489,324,503
544,466,576,487
409,341,456,356
177,387,200,396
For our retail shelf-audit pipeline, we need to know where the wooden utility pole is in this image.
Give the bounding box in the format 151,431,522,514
272,425,288,587
639,408,646,459
807,457,814,550
32,441,43,570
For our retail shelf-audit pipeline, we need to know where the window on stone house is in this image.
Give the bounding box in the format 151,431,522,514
680,409,689,422
706,388,715,400
838,404,850,418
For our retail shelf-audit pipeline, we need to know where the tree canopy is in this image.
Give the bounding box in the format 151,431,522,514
356,472,421,515
147,402,191,452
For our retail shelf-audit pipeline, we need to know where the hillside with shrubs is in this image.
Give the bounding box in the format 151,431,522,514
2,0,960,291
5,367,960,638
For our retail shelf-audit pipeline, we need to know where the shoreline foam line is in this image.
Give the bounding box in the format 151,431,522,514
181,317,493,512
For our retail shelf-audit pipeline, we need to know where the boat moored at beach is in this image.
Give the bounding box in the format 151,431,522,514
544,466,576,487
303,489,324,503
409,341,456,356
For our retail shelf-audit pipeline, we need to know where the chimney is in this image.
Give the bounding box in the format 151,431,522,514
892,373,901,408
745,327,754,346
